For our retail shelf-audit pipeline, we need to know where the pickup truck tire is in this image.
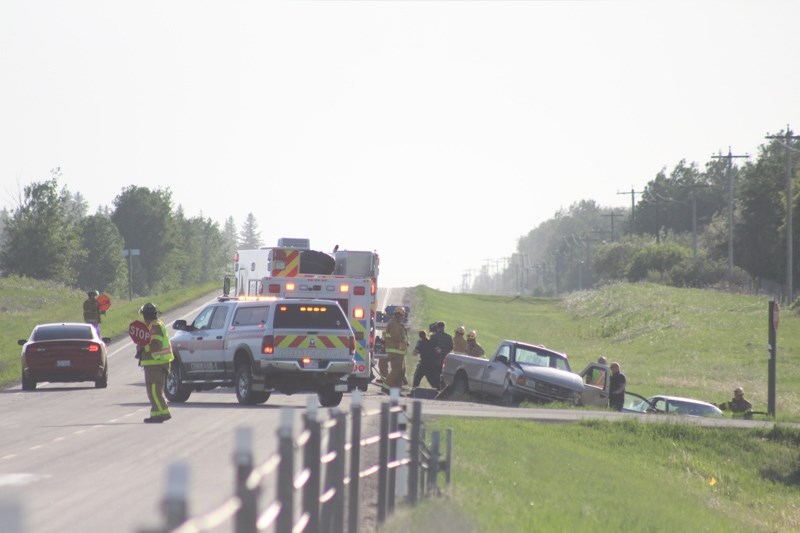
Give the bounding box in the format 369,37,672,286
318,387,344,407
235,364,269,405
452,372,469,400
500,380,517,407
165,360,192,403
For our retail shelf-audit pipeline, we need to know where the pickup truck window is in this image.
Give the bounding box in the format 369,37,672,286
193,306,216,330
210,307,230,329
274,304,349,329
233,306,269,326
516,347,570,372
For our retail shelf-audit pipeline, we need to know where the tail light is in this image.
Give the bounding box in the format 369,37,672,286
261,335,274,355
354,285,365,296
88,343,100,352
268,284,281,294
339,283,350,293
353,307,365,319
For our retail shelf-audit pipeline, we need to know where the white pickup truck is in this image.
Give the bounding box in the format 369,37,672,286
165,296,355,407
440,340,586,405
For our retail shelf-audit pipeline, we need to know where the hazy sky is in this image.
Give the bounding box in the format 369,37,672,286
2,1,799,291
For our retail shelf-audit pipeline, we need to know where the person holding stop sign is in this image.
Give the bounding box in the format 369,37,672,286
132,303,174,423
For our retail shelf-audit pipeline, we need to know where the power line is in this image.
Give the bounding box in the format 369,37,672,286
711,146,749,277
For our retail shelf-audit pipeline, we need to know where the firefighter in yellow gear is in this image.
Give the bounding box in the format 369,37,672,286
138,302,174,423
382,307,409,389
453,325,467,353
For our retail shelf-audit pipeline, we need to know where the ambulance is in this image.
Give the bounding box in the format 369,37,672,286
227,239,380,392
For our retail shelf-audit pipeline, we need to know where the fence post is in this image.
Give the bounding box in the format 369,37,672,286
428,431,440,495
377,400,390,524
303,397,321,533
388,388,399,514
276,408,295,533
408,400,421,505
396,403,408,499
419,426,427,496
445,428,453,491
234,426,257,533
161,462,189,530
348,390,362,533
331,408,347,533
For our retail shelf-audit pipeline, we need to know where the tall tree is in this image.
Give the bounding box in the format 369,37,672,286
734,138,786,283
75,213,128,294
238,212,263,248
222,216,238,270
111,186,179,295
0,177,81,284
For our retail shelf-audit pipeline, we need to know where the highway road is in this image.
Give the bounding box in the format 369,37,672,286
0,288,782,533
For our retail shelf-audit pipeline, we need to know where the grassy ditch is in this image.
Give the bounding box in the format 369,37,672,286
0,276,219,386
382,417,800,532
410,282,800,419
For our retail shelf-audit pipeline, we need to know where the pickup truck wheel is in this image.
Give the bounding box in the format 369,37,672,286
452,373,468,400
236,364,260,405
165,361,192,403
318,388,344,407
501,385,517,407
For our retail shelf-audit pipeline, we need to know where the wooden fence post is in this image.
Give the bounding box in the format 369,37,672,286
276,408,295,533
303,397,321,533
234,426,257,533
348,390,363,533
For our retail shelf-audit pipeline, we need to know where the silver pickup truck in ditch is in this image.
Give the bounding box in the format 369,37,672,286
440,340,586,405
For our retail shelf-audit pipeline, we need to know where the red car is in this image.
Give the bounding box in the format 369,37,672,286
18,323,110,390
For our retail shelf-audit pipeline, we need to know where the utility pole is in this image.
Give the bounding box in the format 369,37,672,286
617,187,644,234
602,212,623,242
766,127,800,302
712,147,749,277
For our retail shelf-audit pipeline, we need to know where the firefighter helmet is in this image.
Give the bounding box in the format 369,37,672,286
87,290,99,297
394,307,405,316
139,302,160,317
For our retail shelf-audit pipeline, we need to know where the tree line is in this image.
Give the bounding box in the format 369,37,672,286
0,170,266,298
471,127,800,302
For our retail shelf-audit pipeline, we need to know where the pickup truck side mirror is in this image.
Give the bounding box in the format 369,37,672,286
496,354,509,365
172,319,189,331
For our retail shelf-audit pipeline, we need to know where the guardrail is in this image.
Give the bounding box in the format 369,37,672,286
138,389,452,533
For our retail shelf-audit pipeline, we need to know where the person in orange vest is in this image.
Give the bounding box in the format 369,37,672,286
382,307,409,389
138,303,174,423
453,325,467,353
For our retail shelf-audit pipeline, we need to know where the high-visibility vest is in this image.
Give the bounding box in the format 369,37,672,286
140,319,175,366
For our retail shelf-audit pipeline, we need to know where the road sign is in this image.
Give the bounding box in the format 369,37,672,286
128,320,151,346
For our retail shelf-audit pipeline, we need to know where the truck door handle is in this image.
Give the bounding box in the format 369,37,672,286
216,336,223,339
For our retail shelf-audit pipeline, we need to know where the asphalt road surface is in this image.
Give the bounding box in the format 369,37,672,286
0,289,782,533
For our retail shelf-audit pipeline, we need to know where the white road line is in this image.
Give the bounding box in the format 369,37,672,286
28,445,43,451
2,455,17,460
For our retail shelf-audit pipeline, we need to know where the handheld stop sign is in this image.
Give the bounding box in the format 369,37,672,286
97,294,112,312
128,320,151,346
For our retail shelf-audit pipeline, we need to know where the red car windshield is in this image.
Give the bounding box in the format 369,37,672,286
33,325,94,341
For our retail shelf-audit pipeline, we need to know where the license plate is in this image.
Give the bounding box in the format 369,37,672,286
334,384,348,392
57,360,71,367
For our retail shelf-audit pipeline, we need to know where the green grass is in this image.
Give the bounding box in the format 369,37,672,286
383,418,800,532
0,276,219,385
